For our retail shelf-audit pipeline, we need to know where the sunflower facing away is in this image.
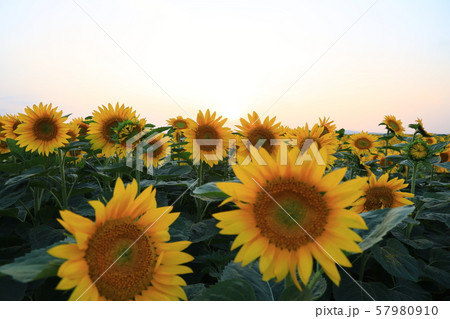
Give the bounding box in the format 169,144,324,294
213,147,368,288
415,118,432,137
87,103,140,157
405,139,432,162
48,178,193,301
383,115,405,136
235,112,284,158
352,173,414,213
349,131,380,156
2,114,22,139
183,110,233,166
15,103,70,156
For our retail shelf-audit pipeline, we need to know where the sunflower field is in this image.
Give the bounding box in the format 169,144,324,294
0,102,449,301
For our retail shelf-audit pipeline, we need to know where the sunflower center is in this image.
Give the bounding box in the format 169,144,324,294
79,123,89,136
146,137,164,158
102,117,122,143
247,127,275,153
253,179,328,251
388,120,399,131
33,118,58,141
440,152,449,163
0,140,8,150
85,217,157,301
355,137,371,150
364,186,395,211
196,125,219,152
67,130,78,142
174,120,187,129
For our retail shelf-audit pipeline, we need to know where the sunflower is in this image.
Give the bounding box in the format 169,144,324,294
2,114,22,139
70,117,90,138
113,118,147,156
87,103,140,157
235,112,283,158
415,118,432,137
167,116,191,142
424,136,437,145
66,122,80,142
405,139,432,162
183,110,233,167
349,132,380,156
382,115,405,136
352,173,414,213
318,117,337,136
15,103,70,156
48,178,193,301
0,116,9,154
142,132,172,168
213,147,368,288
287,124,339,167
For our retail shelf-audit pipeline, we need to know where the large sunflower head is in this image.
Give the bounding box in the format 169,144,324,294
2,114,22,139
382,115,405,136
15,103,70,156
183,109,233,167
70,117,90,138
235,111,283,157
87,103,140,157
214,147,368,289
287,123,339,167
352,173,414,213
405,138,432,162
349,131,380,156
48,178,193,301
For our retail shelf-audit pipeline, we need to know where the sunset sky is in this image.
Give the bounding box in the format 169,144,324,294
1,0,449,133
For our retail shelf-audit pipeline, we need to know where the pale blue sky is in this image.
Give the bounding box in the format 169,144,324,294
0,0,449,133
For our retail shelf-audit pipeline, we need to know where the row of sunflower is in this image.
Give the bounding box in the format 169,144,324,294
0,102,449,301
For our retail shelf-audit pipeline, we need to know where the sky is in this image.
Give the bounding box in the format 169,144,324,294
0,0,449,133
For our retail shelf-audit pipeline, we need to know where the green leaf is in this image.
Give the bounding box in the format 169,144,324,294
0,241,70,283
4,166,46,186
371,239,419,281
189,218,220,243
418,260,450,289
155,165,192,179
0,276,27,301
192,182,230,202
278,275,327,301
0,207,27,222
192,279,256,301
390,279,431,301
0,181,29,209
358,206,415,251
433,161,450,170
221,262,283,301
183,284,206,301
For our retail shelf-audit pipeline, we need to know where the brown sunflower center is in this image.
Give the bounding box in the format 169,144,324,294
253,179,328,251
196,125,219,152
79,123,89,136
146,137,165,158
355,137,371,150
33,117,58,141
67,130,78,142
440,152,449,163
85,217,157,301
0,140,8,150
364,186,395,211
102,117,122,143
247,127,275,153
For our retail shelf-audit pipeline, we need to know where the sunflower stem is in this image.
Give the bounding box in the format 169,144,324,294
307,267,324,291
59,149,68,209
358,251,370,282
406,162,419,238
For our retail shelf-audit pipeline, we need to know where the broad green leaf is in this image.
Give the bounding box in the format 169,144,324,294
358,206,415,251
371,239,419,281
0,208,27,222
0,240,70,283
192,182,229,202
0,181,29,209
192,279,256,301
390,279,431,301
189,218,220,243
0,276,27,301
221,261,283,301
278,275,327,301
